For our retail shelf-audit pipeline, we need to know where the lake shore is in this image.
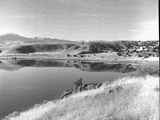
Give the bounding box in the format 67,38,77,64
0,53,159,63
1,52,159,120
3,75,159,120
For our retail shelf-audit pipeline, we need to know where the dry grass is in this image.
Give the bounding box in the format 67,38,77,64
3,75,159,120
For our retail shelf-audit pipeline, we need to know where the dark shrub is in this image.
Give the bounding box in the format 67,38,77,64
16,45,36,53
89,41,124,53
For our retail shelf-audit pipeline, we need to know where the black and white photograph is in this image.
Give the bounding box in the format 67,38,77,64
0,0,159,120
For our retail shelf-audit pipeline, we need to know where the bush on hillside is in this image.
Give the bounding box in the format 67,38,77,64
16,45,36,53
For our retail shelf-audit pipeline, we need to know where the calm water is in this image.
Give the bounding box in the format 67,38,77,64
0,59,137,118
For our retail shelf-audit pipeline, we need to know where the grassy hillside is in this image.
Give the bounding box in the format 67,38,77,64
14,44,81,53
0,34,159,59
0,34,82,54
3,75,159,120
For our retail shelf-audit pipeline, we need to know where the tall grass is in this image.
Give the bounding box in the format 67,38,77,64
3,75,159,120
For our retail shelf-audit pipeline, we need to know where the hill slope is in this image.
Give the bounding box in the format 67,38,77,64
3,75,159,120
0,34,159,60
0,33,76,44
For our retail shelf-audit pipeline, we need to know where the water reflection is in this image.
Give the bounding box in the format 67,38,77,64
0,59,137,73
76,62,136,73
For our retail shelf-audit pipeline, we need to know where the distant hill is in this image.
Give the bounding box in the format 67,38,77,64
0,33,77,44
0,34,158,58
0,33,83,54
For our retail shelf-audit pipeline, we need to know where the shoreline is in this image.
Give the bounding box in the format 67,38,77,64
0,54,159,63
3,75,159,120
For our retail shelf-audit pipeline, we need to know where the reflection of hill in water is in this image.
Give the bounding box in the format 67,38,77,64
15,59,69,67
77,62,136,73
0,60,22,71
0,59,137,73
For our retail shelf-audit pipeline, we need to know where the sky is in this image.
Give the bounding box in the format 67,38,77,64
0,0,158,41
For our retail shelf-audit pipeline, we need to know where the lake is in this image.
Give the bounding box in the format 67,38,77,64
0,59,142,119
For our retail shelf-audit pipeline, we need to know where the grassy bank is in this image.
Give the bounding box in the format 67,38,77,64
3,75,159,120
